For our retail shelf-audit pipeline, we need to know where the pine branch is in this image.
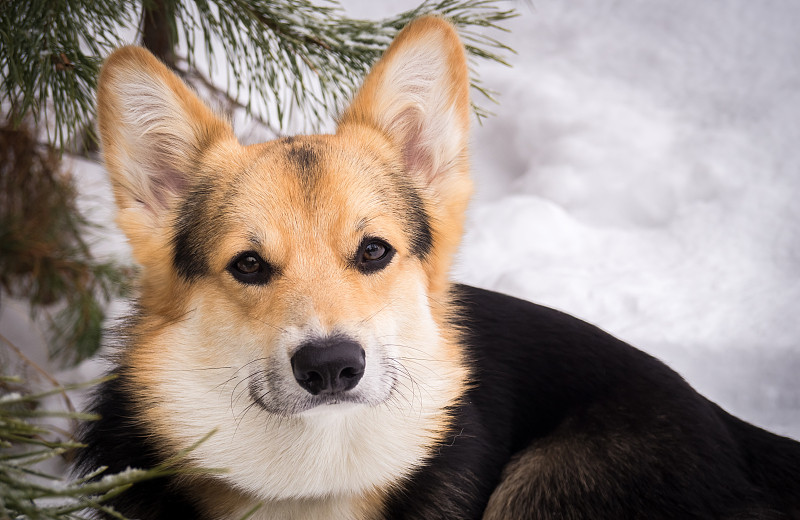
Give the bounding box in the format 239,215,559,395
0,122,132,365
180,65,282,137
177,0,516,130
1,0,516,149
0,0,138,151
0,377,143,520
0,332,76,416
0,374,234,520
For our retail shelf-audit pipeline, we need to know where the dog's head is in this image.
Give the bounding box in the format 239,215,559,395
98,17,472,500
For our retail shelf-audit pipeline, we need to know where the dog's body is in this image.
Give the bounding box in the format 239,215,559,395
76,17,800,519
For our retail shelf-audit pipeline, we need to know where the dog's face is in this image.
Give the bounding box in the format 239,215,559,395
97,17,471,502
146,131,449,418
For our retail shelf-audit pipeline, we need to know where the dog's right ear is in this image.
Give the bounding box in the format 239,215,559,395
97,46,235,255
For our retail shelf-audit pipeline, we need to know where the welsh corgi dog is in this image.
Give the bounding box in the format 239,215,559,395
76,16,800,520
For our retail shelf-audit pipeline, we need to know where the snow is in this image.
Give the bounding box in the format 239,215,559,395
2,0,798,451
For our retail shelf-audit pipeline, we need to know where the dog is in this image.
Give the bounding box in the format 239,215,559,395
75,16,800,520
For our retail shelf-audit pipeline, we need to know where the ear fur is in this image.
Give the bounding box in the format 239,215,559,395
339,17,470,187
97,46,235,255
338,17,473,293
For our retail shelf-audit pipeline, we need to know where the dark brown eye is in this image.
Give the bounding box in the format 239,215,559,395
236,255,261,274
356,238,394,273
228,251,272,284
363,242,387,262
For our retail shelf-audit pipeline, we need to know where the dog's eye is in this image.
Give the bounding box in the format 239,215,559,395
237,255,261,274
228,251,272,285
356,238,394,273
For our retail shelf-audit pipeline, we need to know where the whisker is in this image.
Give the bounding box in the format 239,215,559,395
359,298,399,325
214,374,241,394
231,371,264,410
385,357,435,418
390,357,436,410
376,340,444,360
162,366,234,372
392,357,445,378
221,357,270,393
254,317,289,335
234,389,271,437
385,365,417,409
231,373,261,410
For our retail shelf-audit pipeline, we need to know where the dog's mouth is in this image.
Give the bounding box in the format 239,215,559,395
303,394,367,414
297,390,371,411
247,376,394,416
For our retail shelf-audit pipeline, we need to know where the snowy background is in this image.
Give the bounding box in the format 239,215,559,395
453,0,800,436
1,0,799,441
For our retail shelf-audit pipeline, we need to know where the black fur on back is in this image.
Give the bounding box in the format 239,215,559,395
382,285,800,519
74,285,800,519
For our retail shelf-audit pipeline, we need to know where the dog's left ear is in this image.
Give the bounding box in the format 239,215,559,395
339,17,470,188
338,17,472,290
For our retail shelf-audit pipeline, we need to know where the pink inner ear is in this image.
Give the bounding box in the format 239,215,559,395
398,108,436,184
145,157,188,212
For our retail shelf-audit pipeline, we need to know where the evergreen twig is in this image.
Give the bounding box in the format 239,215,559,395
0,376,191,520
0,122,132,365
1,0,516,149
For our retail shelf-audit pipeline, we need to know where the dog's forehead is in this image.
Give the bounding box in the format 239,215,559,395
228,134,398,223
244,134,431,255
255,134,388,185
171,134,433,281
243,135,426,229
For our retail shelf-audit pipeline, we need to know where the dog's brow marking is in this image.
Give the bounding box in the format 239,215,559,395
402,183,433,258
172,180,218,280
386,164,433,259
355,217,370,232
239,235,272,264
245,233,262,250
286,142,318,179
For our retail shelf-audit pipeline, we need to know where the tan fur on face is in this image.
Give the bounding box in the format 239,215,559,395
339,16,473,296
99,16,472,519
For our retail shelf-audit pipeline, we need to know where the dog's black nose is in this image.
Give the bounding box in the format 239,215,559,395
290,337,365,395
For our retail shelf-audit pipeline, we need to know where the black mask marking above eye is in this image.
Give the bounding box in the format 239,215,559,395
355,237,395,274
228,251,273,285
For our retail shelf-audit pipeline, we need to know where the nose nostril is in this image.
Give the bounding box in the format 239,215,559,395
340,367,359,379
299,371,323,384
294,370,324,395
